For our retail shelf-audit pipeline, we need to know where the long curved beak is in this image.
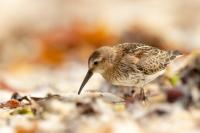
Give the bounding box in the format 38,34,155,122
78,69,93,95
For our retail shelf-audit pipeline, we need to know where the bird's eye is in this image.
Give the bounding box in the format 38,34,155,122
94,61,98,65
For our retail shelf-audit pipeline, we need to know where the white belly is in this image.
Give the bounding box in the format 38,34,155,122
144,70,165,84
111,73,144,87
111,70,165,87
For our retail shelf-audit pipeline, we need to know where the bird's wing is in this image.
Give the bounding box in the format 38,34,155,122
115,43,152,57
115,43,181,75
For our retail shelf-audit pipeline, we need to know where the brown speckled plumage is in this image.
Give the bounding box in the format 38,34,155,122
114,43,181,75
78,43,182,99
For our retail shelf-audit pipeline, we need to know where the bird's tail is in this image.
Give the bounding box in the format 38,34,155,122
168,50,183,60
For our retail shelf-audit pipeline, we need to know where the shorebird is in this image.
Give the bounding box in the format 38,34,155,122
78,43,182,100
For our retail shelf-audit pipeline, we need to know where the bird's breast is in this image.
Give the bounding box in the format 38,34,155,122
102,69,165,87
102,70,145,87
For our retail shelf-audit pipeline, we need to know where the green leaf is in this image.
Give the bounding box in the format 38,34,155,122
170,74,180,86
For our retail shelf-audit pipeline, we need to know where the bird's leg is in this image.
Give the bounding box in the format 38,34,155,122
123,87,136,103
139,88,148,102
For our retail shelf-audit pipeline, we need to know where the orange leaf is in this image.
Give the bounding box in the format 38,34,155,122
5,99,21,108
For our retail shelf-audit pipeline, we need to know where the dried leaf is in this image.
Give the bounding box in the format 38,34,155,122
4,99,21,108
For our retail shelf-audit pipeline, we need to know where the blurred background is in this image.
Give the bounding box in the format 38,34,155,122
0,0,200,67
0,0,200,133
0,0,200,92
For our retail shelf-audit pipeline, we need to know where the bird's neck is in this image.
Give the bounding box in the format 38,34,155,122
107,48,117,63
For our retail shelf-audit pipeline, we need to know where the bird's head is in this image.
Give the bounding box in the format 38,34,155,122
78,46,115,95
